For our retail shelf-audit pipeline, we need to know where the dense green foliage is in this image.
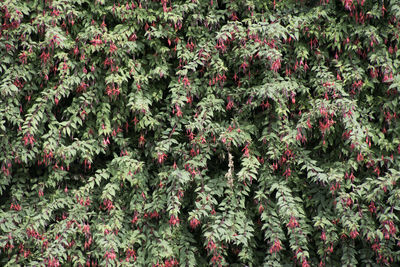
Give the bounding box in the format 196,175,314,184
1,0,400,266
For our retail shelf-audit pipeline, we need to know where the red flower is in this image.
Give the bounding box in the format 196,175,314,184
226,96,234,110
190,218,200,229
48,257,60,267
206,239,217,252
104,250,116,260
287,216,299,229
283,168,291,178
382,220,396,239
372,243,380,251
19,52,27,64
131,214,138,224
90,36,103,46
23,133,35,146
307,119,312,129
302,258,310,267
270,162,277,171
350,229,359,239
369,201,376,213
242,144,250,157
321,231,326,241
139,135,146,147
158,153,167,164
150,211,159,219
40,51,50,64
258,204,264,214
109,42,117,53
211,254,222,264
326,243,333,253
175,105,182,117
10,203,21,211
102,199,114,211
269,239,282,253
125,248,137,262
271,59,281,72
169,215,180,226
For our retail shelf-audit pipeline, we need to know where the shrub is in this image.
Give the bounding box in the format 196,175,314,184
1,0,399,266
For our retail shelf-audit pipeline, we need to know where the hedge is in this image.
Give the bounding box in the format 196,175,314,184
1,0,400,266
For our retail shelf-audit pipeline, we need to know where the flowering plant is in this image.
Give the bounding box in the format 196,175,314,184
1,0,399,266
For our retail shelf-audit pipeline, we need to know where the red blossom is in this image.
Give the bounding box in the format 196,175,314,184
372,243,380,252
40,51,50,64
242,144,250,157
382,220,396,239
126,248,137,262
258,204,264,214
271,58,281,72
190,218,200,229
139,135,146,146
226,96,234,110
150,211,160,219
283,168,291,178
350,229,359,239
302,258,310,267
175,105,182,117
157,152,167,164
91,36,103,46
169,215,180,226
23,133,35,146
102,199,114,211
104,250,116,261
109,42,117,53
131,214,138,224
19,52,27,64
321,231,326,241
206,239,217,252
211,254,222,265
48,257,60,267
269,239,282,254
306,119,312,129
287,216,299,229
272,162,278,171
10,203,21,211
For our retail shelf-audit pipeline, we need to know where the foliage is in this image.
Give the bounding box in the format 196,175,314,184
1,0,400,266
